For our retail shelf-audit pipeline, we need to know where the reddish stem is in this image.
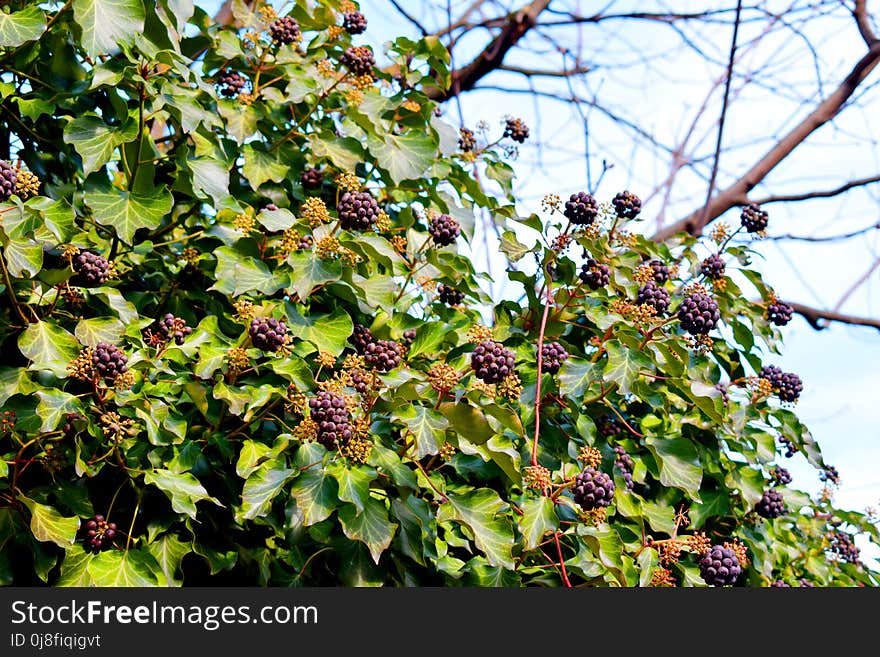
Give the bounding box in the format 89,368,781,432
554,532,572,588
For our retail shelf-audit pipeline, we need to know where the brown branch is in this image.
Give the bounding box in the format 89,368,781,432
765,221,880,241
753,174,880,204
653,40,880,241
426,0,554,101
699,0,743,227
853,0,878,46
388,0,429,35
789,302,880,332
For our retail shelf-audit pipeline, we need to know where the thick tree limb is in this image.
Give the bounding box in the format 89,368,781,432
789,302,880,331
425,0,554,101
853,0,878,45
653,40,880,241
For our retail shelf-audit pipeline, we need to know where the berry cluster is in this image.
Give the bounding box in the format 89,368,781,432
428,213,461,246
340,46,375,76
714,383,729,404
343,11,367,34
564,191,599,225
72,251,110,287
84,515,117,552
597,414,622,437
700,253,726,279
767,299,793,326
349,323,373,354
301,167,323,190
677,291,720,335
0,160,18,202
217,70,247,98
828,531,860,564
437,284,464,306
572,467,616,511
611,191,641,219
755,489,787,519
741,202,769,233
337,190,380,231
647,259,670,284
760,366,803,403
155,313,192,345
363,339,402,372
770,466,792,486
770,580,790,588
637,281,670,315
309,391,353,450
249,317,288,352
470,340,516,384
613,446,635,490
459,128,476,152
778,435,797,458
91,343,128,383
503,117,530,143
698,545,742,587
579,259,610,289
402,328,416,346
62,413,82,439
819,465,840,486
540,342,569,374
269,15,301,44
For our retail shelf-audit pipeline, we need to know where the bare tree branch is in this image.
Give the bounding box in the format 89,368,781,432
388,0,429,35
653,40,880,241
789,302,880,331
425,0,554,102
765,221,880,241
753,174,880,204
499,64,591,77
853,0,878,46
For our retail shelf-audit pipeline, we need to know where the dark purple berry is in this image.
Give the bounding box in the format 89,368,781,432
698,545,742,586
579,259,610,289
741,202,769,233
342,11,367,34
363,339,402,372
428,213,461,246
337,190,380,231
249,317,288,352
637,281,670,315
269,15,301,45
828,531,860,564
155,313,192,345
564,192,599,225
217,70,247,98
459,128,476,152
677,291,720,335
770,466,792,486
777,372,803,403
503,117,529,143
91,343,128,383
611,191,641,219
301,168,323,190
309,390,353,450
0,160,18,202
700,253,726,280
349,323,373,354
647,259,670,284
403,329,416,346
755,489,787,519
437,284,464,306
767,299,793,326
340,46,375,76
572,467,615,510
72,251,110,287
540,341,569,375
470,340,516,384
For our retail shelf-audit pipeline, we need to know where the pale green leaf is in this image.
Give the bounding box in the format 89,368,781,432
143,469,223,520
86,188,172,244
73,0,146,57
439,489,515,569
338,498,397,564
0,4,46,47
18,320,80,377
19,496,80,548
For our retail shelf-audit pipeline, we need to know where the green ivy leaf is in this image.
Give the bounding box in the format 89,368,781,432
327,462,376,515
146,534,191,587
3,238,43,278
72,0,146,57
87,550,160,587
338,499,398,564
74,317,126,347
143,469,223,520
439,489,515,569
0,367,36,406
392,405,449,458
645,437,703,499
0,4,46,47
499,230,530,263
35,390,79,433
257,207,297,232
235,439,273,479
212,246,289,297
603,340,652,395
63,115,137,176
236,463,296,522
242,142,289,189
284,304,353,355
18,320,80,378
366,132,436,184
286,252,343,301
558,358,601,399
289,467,338,526
518,497,558,551
19,496,80,548
56,550,97,587
86,188,172,244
